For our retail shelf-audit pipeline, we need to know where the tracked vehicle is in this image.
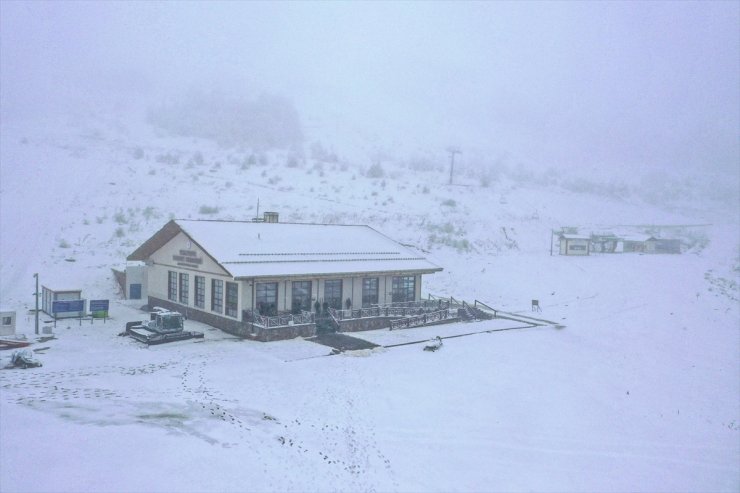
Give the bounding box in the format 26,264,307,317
123,308,203,345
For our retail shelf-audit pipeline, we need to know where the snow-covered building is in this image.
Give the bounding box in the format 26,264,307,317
558,234,590,256
40,285,84,318
126,216,443,341
645,237,681,254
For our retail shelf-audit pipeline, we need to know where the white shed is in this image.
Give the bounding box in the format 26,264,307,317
0,309,16,336
41,285,84,318
559,234,590,256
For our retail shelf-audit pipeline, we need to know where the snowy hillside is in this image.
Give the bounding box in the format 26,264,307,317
1,110,738,492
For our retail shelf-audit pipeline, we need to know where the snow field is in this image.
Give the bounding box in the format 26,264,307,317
0,114,737,492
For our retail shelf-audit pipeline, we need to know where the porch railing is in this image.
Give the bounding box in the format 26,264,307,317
328,299,449,321
249,310,315,329
389,309,451,330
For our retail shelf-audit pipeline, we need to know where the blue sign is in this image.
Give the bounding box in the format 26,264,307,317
52,299,85,314
89,300,109,312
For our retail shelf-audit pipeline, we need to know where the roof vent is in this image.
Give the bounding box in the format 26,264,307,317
263,212,279,223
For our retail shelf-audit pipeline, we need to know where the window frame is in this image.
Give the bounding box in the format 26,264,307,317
179,273,189,305
392,275,416,303
225,282,238,318
362,277,379,307
194,276,205,309
168,271,177,301
211,279,223,313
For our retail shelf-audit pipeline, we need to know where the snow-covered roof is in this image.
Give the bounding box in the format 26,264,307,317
559,234,589,240
131,219,442,279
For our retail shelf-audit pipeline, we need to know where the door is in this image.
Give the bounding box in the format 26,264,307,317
129,283,142,300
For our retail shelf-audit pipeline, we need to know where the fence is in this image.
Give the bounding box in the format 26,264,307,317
328,299,449,321
389,309,451,330
249,310,315,328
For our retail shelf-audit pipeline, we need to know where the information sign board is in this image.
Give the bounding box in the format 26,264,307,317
52,299,85,314
90,299,109,318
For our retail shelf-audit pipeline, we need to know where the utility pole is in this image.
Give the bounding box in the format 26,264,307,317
33,273,39,335
446,146,461,185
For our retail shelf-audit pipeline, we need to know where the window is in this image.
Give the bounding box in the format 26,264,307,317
179,273,189,304
194,276,205,309
211,279,223,313
392,276,416,303
362,277,379,307
291,281,312,314
2,317,11,326
324,279,343,310
168,271,177,301
256,282,278,316
225,282,238,318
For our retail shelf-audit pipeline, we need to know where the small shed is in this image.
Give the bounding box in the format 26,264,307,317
619,234,651,253
0,309,16,336
559,234,590,256
590,232,619,253
41,285,84,318
645,237,681,254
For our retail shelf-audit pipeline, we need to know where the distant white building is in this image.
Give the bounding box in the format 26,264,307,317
558,234,590,256
127,215,442,340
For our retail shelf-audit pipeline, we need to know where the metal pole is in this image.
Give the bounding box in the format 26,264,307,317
34,273,39,335
550,229,554,256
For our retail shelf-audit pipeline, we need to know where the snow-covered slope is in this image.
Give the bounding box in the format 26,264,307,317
0,111,738,492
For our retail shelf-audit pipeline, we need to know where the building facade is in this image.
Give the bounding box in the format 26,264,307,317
127,217,442,340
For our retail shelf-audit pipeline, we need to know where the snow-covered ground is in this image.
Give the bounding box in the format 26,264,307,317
0,112,738,492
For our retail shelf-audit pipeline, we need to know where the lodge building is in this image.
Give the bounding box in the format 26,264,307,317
126,215,443,340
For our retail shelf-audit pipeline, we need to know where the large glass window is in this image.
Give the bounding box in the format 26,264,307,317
225,282,238,318
256,282,278,316
211,279,223,313
292,281,312,314
324,279,343,310
168,271,177,301
362,277,379,307
179,273,189,304
392,276,416,303
194,276,205,309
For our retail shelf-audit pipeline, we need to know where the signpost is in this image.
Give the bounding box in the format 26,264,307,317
90,300,109,321
51,299,85,327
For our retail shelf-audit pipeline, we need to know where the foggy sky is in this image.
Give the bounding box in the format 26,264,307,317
1,1,738,177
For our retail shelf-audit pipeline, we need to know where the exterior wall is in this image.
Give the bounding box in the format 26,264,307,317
645,239,681,254
125,264,148,300
148,232,242,322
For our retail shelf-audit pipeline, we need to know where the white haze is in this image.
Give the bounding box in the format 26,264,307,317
1,1,738,183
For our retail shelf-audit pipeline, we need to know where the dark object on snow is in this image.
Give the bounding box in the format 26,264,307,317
0,338,30,350
5,349,42,369
423,336,443,352
121,308,203,345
